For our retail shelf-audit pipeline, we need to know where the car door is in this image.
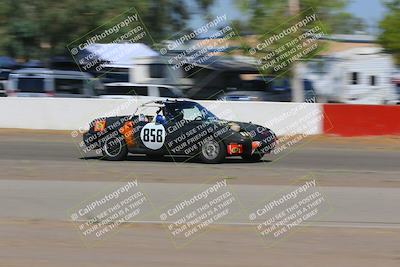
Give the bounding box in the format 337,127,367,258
133,112,172,155
163,106,206,157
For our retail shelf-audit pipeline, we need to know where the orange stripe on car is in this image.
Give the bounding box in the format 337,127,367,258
119,121,135,147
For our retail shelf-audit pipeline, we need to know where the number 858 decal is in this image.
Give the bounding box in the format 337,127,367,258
140,123,166,150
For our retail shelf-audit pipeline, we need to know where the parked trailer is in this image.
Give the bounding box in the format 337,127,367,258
301,47,398,104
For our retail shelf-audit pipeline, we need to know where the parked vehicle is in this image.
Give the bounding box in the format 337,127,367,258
218,77,292,102
0,56,18,80
7,68,99,97
0,81,7,97
77,43,191,88
301,47,398,104
0,68,13,81
98,82,185,99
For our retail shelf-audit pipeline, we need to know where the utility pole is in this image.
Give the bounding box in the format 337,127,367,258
288,0,300,16
288,0,305,102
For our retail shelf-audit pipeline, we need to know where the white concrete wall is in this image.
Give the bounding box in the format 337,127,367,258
0,98,323,135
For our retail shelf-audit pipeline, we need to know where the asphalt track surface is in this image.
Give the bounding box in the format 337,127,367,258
1,130,400,266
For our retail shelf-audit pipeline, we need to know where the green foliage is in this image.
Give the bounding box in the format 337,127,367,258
235,0,365,75
327,12,365,34
0,0,200,59
378,0,400,64
237,0,365,35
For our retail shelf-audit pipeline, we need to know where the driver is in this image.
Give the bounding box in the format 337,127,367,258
152,107,165,125
163,105,184,122
155,114,166,125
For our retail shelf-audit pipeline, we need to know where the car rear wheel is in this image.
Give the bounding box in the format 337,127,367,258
199,138,226,164
102,136,128,161
242,153,264,162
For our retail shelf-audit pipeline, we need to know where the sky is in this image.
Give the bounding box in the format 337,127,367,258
189,0,387,35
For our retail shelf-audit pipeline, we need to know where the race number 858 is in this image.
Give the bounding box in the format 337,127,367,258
143,128,163,142
140,123,166,150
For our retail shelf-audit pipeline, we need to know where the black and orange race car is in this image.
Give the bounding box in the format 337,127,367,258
83,100,277,163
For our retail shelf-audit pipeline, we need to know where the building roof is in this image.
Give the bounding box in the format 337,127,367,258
78,43,159,66
320,34,377,43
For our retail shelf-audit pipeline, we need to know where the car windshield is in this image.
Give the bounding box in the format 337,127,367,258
165,101,218,121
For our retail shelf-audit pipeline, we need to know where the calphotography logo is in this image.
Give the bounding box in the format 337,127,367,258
246,175,331,247
67,7,152,76
68,179,153,245
161,14,240,77
249,8,327,77
158,179,242,248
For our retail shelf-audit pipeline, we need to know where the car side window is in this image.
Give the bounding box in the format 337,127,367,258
370,76,377,86
102,86,132,95
54,78,83,94
17,77,46,93
159,87,177,97
132,86,148,96
149,64,166,78
182,106,202,120
350,72,359,85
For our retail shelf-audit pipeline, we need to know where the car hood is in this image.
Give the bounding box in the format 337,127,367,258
214,119,271,132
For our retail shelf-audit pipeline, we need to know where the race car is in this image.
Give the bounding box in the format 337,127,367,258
83,100,277,163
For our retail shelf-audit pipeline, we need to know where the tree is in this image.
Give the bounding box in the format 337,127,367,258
328,12,365,34
235,0,365,101
379,0,400,65
0,0,211,60
235,0,366,70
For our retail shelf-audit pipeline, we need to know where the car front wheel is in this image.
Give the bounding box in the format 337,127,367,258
102,136,128,161
199,138,226,164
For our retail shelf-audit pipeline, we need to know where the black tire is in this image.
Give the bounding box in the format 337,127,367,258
102,136,128,161
199,138,226,164
242,153,264,162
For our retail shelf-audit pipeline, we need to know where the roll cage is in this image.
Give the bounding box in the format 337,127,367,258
130,99,218,122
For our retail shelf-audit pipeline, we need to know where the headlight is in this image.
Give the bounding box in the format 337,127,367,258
229,123,240,132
